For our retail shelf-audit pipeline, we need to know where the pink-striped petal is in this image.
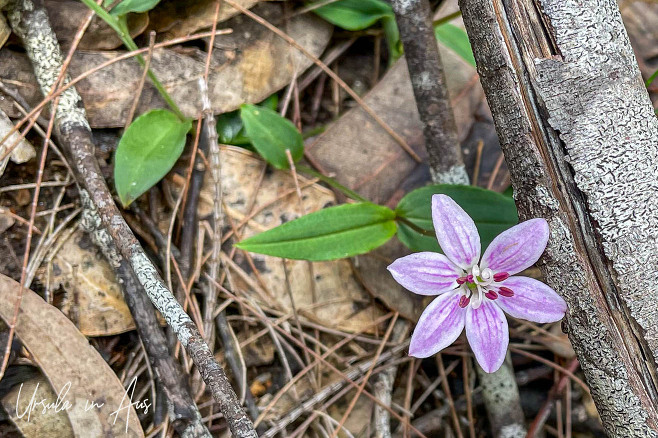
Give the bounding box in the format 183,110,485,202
431,195,480,270
480,218,549,275
387,252,461,296
409,291,466,358
495,276,566,323
465,300,508,373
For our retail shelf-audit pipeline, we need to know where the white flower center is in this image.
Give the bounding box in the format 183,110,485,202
457,265,511,309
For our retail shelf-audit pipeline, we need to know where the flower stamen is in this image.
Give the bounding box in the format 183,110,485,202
459,295,470,308
498,286,514,297
485,290,498,300
493,272,509,282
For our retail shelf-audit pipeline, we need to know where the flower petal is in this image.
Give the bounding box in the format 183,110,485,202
409,291,466,358
481,218,549,275
431,194,480,269
496,276,567,323
466,300,508,373
387,252,461,296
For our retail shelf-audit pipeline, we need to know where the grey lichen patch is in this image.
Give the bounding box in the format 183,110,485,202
499,424,526,438
430,164,470,185
393,0,418,15
130,249,193,347
544,216,657,436
7,0,89,130
535,0,658,375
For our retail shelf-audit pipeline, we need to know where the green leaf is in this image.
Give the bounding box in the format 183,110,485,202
236,203,397,261
217,95,279,146
434,23,476,67
395,185,518,252
105,0,161,16
217,111,250,145
114,109,191,206
239,104,304,169
311,0,393,30
382,15,403,62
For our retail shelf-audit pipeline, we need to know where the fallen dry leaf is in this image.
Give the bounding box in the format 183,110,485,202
147,0,259,40
182,146,386,333
37,227,137,337
0,3,332,127
0,108,36,177
45,0,149,51
0,14,9,49
0,273,144,437
2,375,75,438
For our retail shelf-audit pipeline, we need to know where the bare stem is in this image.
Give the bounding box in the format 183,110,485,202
389,0,469,184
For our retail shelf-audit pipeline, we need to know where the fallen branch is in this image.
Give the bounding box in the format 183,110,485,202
4,0,257,436
460,0,658,434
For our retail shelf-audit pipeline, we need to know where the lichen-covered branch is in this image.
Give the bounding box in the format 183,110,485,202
389,0,469,184
459,0,658,435
4,0,257,436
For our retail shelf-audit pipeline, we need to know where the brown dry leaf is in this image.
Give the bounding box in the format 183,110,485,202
2,375,74,438
0,108,36,177
306,42,483,321
147,0,259,40
37,227,136,336
0,3,332,127
0,14,9,49
328,390,373,436
0,273,144,437
45,0,148,50
0,208,15,233
190,146,386,333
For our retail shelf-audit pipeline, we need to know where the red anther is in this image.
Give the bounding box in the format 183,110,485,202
457,277,467,285
498,287,514,297
493,272,510,282
459,295,470,308
466,274,474,282
485,290,498,300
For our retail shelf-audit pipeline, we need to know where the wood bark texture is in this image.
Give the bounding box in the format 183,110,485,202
459,0,658,436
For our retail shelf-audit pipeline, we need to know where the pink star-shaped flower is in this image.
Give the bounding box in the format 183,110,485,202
388,194,567,373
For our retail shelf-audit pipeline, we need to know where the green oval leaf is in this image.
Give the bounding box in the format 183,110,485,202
395,185,518,252
311,0,393,30
114,109,191,207
236,203,397,261
106,0,161,16
434,23,476,67
239,104,304,169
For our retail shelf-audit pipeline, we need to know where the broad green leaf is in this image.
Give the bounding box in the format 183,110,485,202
217,95,279,146
105,0,161,16
311,0,393,30
434,23,476,67
311,0,402,62
114,109,191,206
396,185,518,252
240,104,304,169
236,203,397,261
